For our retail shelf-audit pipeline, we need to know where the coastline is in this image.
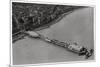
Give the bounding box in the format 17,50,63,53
33,10,74,31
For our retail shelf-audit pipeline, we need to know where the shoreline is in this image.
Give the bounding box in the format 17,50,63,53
33,10,74,31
